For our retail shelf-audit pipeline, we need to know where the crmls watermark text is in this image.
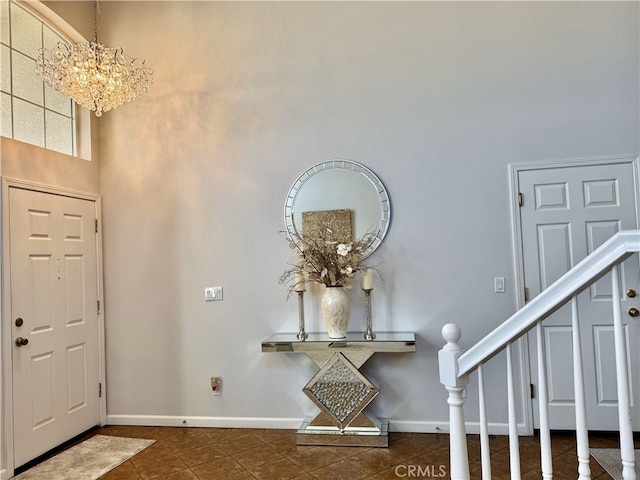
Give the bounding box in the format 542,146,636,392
395,464,447,478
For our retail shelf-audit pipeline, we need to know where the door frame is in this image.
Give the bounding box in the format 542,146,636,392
508,154,640,433
1,177,106,478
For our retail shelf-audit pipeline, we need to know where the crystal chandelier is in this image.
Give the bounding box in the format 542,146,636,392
36,1,152,116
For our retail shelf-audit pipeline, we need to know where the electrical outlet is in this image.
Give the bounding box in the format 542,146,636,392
211,377,222,396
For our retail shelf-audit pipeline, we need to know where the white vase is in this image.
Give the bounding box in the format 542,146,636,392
321,286,350,339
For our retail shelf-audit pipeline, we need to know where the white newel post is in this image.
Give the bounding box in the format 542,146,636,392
439,323,470,480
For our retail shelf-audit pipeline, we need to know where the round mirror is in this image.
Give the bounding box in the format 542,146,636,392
284,160,391,259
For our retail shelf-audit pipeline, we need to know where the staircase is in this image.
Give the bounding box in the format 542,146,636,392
439,230,640,479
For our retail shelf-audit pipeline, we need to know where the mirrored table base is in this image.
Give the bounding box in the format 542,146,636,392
297,415,389,447
262,332,416,447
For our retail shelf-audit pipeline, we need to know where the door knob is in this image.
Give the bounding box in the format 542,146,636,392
629,308,640,318
15,337,28,347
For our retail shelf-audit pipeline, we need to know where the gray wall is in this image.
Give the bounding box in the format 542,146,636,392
90,1,638,429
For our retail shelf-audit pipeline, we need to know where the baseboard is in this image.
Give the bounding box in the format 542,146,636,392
388,420,451,433
390,420,521,435
107,415,527,436
389,420,456,434
106,414,304,430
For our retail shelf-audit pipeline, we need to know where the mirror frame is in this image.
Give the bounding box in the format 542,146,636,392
284,159,391,259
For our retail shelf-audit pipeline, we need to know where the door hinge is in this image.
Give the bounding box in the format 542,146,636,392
99,382,102,398
530,383,535,399
524,287,530,303
97,300,100,314
95,219,98,233
518,192,523,207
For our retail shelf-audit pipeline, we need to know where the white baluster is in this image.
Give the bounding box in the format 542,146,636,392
535,322,553,479
506,343,521,480
478,364,492,479
439,323,470,480
571,296,591,479
611,265,636,480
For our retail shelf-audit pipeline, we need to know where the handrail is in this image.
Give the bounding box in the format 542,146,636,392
457,230,640,378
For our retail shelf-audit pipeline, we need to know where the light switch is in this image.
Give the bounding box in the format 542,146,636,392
494,277,506,293
205,287,223,301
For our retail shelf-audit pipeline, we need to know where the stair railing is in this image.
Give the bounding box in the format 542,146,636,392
439,230,640,480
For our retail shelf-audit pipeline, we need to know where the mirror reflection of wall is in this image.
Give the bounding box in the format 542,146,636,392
294,169,380,238
284,160,391,259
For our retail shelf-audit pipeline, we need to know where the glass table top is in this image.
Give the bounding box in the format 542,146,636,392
261,332,416,353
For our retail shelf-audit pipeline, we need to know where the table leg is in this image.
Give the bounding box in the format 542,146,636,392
297,352,389,447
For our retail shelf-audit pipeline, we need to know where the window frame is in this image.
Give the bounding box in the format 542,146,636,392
2,0,92,160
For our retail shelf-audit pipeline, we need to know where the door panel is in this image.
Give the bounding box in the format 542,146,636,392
536,223,572,289
519,161,640,430
10,187,100,467
544,324,574,405
592,325,632,406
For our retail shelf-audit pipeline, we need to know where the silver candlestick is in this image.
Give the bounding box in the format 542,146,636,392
363,288,375,340
297,290,308,341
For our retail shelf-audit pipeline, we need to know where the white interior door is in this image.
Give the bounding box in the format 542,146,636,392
9,187,101,467
519,160,640,430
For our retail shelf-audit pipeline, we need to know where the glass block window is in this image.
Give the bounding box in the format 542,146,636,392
0,0,75,156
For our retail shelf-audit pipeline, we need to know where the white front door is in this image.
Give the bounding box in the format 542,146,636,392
9,187,101,467
518,159,640,430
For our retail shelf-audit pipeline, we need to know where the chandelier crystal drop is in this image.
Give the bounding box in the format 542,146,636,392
36,40,152,117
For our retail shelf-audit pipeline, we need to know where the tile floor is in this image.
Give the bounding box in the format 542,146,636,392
37,425,640,479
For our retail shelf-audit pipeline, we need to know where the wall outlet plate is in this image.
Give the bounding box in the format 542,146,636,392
211,377,222,396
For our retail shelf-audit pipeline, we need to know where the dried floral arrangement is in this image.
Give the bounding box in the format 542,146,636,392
280,229,379,298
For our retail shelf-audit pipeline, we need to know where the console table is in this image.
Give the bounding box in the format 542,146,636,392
261,332,416,447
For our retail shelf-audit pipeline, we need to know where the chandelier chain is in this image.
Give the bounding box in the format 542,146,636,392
93,1,98,43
